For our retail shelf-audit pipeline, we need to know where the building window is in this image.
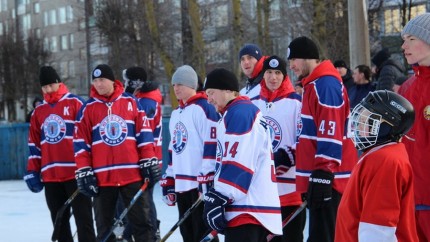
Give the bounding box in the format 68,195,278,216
34,2,39,14
68,61,75,77
0,23,3,36
49,9,57,25
59,7,66,24
384,8,401,34
34,28,41,38
69,33,74,49
43,37,49,51
44,11,48,26
60,61,68,77
51,36,57,52
60,34,68,50
67,6,73,22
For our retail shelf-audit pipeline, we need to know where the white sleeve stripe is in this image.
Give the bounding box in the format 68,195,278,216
358,221,397,242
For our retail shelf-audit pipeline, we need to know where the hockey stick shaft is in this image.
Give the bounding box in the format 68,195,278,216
51,189,80,242
160,196,203,242
199,201,308,242
266,201,307,241
101,181,149,242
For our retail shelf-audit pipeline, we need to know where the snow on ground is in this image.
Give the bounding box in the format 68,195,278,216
0,180,308,242
0,179,223,242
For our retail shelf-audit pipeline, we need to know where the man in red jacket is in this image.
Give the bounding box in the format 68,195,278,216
25,66,96,242
400,12,430,241
287,36,358,242
74,64,160,241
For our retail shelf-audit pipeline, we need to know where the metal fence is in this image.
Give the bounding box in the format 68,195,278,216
0,119,171,180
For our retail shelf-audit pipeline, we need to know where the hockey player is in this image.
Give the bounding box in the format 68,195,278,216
120,66,163,241
160,65,220,242
25,66,96,242
203,68,282,242
287,36,358,242
252,55,305,242
335,90,418,242
74,64,160,242
239,43,268,100
400,12,430,241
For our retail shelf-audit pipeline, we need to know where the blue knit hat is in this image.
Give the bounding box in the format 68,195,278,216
239,44,262,61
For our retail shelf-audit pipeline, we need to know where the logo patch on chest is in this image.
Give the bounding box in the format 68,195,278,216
99,114,128,146
43,114,67,144
264,116,282,150
172,121,188,154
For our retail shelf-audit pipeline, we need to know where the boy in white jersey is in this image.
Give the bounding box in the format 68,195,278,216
203,68,282,242
252,55,305,242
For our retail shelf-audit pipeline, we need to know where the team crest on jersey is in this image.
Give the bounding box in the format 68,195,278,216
264,116,282,150
172,122,188,154
43,114,67,144
99,114,128,146
297,113,303,136
424,105,430,120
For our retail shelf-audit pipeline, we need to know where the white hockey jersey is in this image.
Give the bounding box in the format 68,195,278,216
214,96,282,235
166,92,220,192
252,83,303,207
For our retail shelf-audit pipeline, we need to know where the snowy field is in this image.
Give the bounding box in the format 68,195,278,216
0,179,223,242
0,180,309,242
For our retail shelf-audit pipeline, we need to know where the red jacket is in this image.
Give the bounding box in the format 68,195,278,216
74,80,155,186
296,60,358,194
400,65,430,206
135,88,163,162
27,84,83,182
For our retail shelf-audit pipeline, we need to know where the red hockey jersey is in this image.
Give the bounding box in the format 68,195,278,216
335,142,418,242
295,60,358,194
74,80,155,186
27,84,83,182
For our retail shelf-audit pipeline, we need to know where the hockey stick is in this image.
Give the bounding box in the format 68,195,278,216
160,196,203,242
51,189,80,242
266,201,307,241
101,181,149,242
199,201,308,242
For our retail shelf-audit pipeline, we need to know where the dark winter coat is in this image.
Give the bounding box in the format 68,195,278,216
374,58,406,91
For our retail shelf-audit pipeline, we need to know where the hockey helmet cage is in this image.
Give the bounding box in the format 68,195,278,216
348,90,415,150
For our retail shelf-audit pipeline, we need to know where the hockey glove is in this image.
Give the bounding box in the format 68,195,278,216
75,167,99,197
197,172,215,195
160,175,176,206
139,157,161,188
23,171,44,193
306,169,334,209
203,189,229,234
273,147,295,175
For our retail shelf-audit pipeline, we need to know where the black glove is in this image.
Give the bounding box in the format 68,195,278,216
203,189,229,234
23,171,44,193
273,147,295,175
139,158,161,188
75,167,99,197
306,169,334,209
197,172,214,195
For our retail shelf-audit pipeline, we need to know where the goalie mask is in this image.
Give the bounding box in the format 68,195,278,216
348,90,415,151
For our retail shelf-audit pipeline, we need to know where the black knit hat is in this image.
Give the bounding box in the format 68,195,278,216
124,66,147,83
204,68,239,92
371,48,391,68
263,55,287,77
334,60,348,69
92,64,115,81
39,66,61,86
287,36,319,60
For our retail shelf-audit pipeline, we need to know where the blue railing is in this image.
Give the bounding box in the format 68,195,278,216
0,119,171,180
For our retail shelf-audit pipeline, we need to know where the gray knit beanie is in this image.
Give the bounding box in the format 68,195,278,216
171,65,198,89
402,13,430,45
